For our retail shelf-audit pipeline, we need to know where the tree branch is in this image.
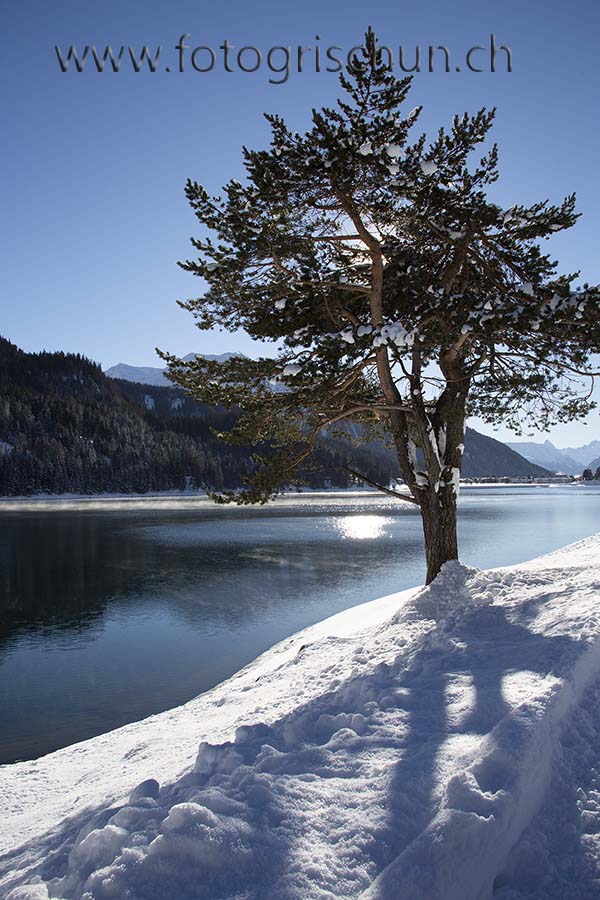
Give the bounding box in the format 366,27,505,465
332,465,420,504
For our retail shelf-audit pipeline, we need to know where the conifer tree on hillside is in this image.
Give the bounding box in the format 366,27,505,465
162,30,600,583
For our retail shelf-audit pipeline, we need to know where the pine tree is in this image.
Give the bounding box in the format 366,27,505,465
161,29,600,583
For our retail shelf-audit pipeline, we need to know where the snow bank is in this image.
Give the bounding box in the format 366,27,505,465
2,535,600,900
493,675,600,899
0,587,413,881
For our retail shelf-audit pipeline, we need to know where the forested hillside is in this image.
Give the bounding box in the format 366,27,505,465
0,338,397,496
0,338,549,496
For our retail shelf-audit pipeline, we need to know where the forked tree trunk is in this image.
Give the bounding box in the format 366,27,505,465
419,486,459,584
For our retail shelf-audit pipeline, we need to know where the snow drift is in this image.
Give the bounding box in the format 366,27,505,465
2,535,600,900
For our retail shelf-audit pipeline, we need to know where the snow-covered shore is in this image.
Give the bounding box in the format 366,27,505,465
2,535,600,899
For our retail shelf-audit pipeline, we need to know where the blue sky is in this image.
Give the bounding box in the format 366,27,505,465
1,0,599,446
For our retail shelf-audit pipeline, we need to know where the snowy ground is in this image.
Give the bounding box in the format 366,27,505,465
2,535,600,899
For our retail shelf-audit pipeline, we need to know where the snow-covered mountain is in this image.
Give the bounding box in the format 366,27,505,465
562,440,600,467
506,439,584,475
104,363,170,387
105,353,241,387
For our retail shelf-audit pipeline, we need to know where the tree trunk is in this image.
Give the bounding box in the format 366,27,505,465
419,487,459,584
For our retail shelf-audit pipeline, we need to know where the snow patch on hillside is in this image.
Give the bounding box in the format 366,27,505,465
2,536,600,899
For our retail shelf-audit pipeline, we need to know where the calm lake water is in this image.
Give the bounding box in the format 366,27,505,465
1,486,599,765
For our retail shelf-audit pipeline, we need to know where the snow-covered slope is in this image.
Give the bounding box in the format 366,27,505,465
506,439,583,475
2,536,600,900
105,353,241,386
102,362,171,386
563,440,600,467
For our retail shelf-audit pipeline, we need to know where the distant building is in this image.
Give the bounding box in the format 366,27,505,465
533,475,574,484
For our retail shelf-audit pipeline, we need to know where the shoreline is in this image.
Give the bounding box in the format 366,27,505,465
0,583,413,857
0,481,593,512
2,534,600,898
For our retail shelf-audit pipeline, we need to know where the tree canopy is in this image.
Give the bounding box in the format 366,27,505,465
161,29,600,580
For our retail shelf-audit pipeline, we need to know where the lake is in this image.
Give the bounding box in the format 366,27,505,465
1,485,598,765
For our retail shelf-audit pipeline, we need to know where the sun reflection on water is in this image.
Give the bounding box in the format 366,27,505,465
335,515,393,540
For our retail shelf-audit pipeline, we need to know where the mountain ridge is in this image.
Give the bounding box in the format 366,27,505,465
106,358,597,474
506,438,599,474
105,353,240,387
0,337,550,496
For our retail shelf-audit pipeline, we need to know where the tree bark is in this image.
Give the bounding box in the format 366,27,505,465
419,486,459,584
